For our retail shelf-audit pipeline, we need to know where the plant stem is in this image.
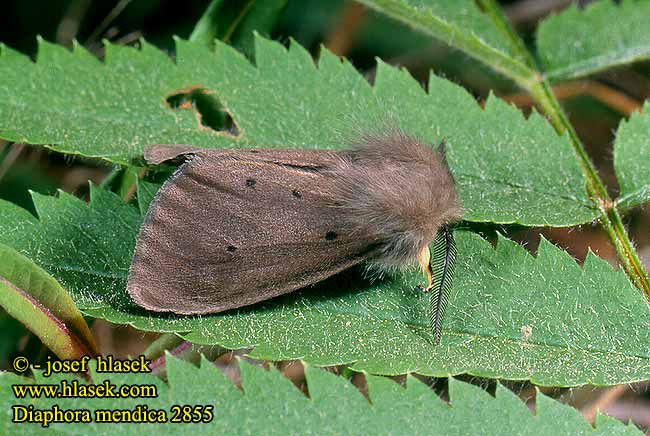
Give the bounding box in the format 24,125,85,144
356,0,537,89
478,0,650,296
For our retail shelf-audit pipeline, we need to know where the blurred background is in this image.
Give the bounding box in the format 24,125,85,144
1,0,649,431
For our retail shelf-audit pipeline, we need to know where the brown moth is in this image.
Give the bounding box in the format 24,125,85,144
127,130,461,343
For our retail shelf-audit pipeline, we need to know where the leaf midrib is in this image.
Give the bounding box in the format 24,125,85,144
544,44,650,81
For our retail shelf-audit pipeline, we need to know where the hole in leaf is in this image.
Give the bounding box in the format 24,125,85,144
165,87,240,136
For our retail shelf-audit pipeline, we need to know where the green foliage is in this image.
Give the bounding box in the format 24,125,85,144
0,1,649,422
136,179,160,216
537,0,650,80
0,37,598,226
351,0,650,315
190,0,288,57
0,355,642,434
356,0,533,84
356,0,650,83
0,243,96,359
0,185,647,386
615,102,650,209
180,234,650,387
0,187,141,309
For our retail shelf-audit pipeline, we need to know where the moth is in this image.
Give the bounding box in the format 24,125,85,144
127,130,461,344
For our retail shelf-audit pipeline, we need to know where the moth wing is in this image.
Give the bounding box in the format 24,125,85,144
127,150,376,314
144,144,201,164
145,144,342,167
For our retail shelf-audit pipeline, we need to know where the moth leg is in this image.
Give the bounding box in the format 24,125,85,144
416,245,434,292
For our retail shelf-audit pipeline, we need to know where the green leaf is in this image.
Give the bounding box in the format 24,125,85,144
0,187,141,310
189,0,228,46
0,356,643,434
190,0,288,56
356,1,650,83
0,195,37,248
442,94,595,226
538,0,650,81
0,37,598,226
593,412,643,435
115,166,142,201
614,102,650,210
352,1,650,294
0,243,96,360
354,0,535,86
0,184,645,386
179,233,650,387
136,179,160,215
0,39,220,164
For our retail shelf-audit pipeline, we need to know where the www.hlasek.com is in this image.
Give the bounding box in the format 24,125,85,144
10,355,214,427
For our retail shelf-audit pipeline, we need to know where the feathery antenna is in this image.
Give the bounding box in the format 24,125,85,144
429,225,457,345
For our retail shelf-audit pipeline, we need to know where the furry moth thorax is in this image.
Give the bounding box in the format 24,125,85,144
328,130,462,269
